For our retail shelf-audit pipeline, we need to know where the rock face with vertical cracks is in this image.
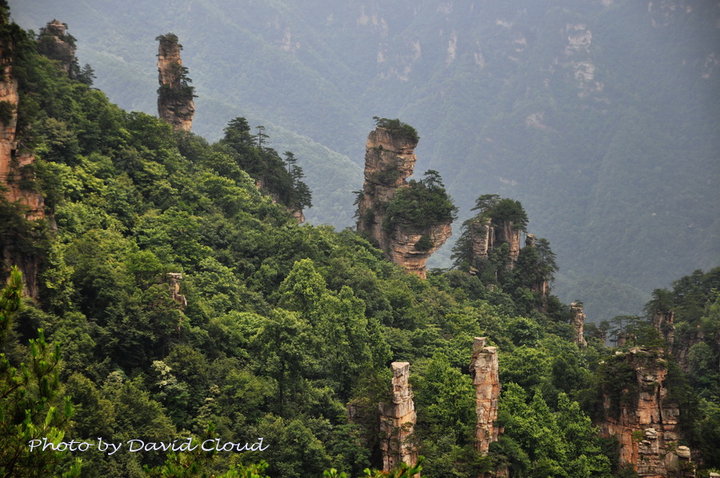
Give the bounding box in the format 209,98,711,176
0,13,45,297
157,34,194,132
466,214,521,271
599,348,694,477
569,302,588,348
0,31,43,220
356,125,451,278
470,337,501,455
379,361,418,473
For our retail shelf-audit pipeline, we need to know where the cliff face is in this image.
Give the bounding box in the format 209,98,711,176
0,17,45,298
470,337,501,455
495,220,521,266
356,125,451,278
599,348,694,477
569,302,588,348
379,361,418,473
466,214,522,272
0,32,43,221
157,34,194,132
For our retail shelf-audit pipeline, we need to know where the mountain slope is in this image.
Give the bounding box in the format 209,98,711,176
10,0,719,320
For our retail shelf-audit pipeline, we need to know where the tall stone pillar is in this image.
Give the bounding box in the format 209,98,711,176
379,362,418,472
570,302,588,348
470,337,500,454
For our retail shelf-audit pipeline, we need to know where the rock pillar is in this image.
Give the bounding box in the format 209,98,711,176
356,123,451,278
599,348,694,477
157,33,194,131
470,337,500,454
379,362,418,472
570,302,588,348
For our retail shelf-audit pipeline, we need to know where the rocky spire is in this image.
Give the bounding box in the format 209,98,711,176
37,20,77,75
569,301,588,348
356,120,453,278
470,337,500,454
598,348,694,477
156,33,195,132
379,362,418,473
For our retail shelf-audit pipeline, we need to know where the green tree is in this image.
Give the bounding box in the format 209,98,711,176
0,267,81,477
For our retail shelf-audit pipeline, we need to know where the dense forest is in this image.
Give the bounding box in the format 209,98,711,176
1,4,719,478
9,0,720,323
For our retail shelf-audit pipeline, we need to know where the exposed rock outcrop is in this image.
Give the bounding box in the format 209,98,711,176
470,337,501,455
599,348,694,477
462,199,524,274
157,33,194,132
0,27,44,220
570,302,588,348
37,20,76,74
652,308,675,349
0,11,45,298
495,220,521,266
167,273,187,308
469,216,492,262
356,123,452,278
379,362,418,473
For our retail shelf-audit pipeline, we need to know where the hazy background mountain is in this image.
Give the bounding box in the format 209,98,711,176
10,0,719,320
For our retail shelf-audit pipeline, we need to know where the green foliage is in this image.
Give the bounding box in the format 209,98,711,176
0,100,13,126
1,11,717,476
155,33,195,104
383,170,457,233
372,117,419,144
220,118,312,211
0,269,82,477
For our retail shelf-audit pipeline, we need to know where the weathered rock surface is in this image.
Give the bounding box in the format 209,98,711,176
0,13,45,298
0,30,44,221
379,362,418,473
157,34,194,132
37,20,76,74
652,308,675,349
495,220,521,266
466,213,522,273
167,273,187,308
599,348,694,477
569,301,588,348
469,216,492,262
470,337,500,455
356,125,450,278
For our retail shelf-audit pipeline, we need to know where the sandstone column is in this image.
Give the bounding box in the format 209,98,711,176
470,337,500,454
157,33,195,131
355,121,452,278
569,302,588,348
379,362,418,472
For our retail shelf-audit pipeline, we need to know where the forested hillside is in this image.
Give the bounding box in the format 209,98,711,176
9,0,720,321
1,4,719,478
